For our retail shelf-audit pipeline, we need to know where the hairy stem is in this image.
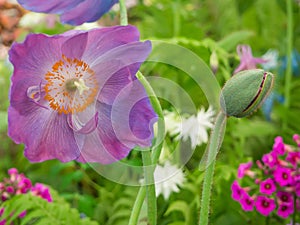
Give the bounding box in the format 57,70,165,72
198,112,227,225
284,0,293,109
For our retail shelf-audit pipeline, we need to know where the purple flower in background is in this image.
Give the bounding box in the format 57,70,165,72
231,180,246,201
234,45,266,74
8,25,157,164
237,162,253,179
31,183,52,202
0,168,53,223
255,196,276,216
262,151,278,168
277,203,294,218
17,0,119,25
273,136,285,155
240,193,254,211
277,191,294,205
259,178,276,195
286,151,300,167
274,167,293,187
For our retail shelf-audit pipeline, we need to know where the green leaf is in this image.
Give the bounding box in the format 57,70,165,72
165,201,189,220
217,31,254,51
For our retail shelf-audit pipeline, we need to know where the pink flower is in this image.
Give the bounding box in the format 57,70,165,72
272,136,285,155
286,151,300,167
231,180,246,201
234,45,266,74
277,203,294,218
273,167,293,186
259,178,276,195
31,183,52,202
293,134,300,147
255,196,276,216
237,162,254,179
240,193,254,211
277,191,294,205
262,152,278,168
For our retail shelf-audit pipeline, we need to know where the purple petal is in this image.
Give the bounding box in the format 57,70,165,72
8,106,80,162
9,34,62,82
60,0,119,25
17,0,83,14
82,25,141,64
110,79,157,147
91,41,152,104
61,32,88,59
17,0,118,25
76,103,135,164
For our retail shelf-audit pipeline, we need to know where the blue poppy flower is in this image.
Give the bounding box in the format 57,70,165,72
17,0,119,25
279,49,300,76
262,92,284,121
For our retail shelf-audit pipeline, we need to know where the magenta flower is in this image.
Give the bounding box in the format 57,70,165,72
273,136,285,155
277,203,294,218
234,45,266,74
259,178,276,195
293,134,300,147
240,193,254,211
286,151,300,167
237,162,253,179
231,180,246,201
262,152,278,168
8,25,157,164
255,196,276,216
273,167,293,187
17,0,118,25
31,183,52,202
277,191,294,205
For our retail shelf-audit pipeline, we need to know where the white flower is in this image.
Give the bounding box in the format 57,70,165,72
163,110,181,137
154,161,185,199
262,49,279,71
176,106,215,149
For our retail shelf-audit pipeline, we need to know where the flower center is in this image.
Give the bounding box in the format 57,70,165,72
282,173,288,180
265,184,271,189
262,201,269,208
44,55,98,114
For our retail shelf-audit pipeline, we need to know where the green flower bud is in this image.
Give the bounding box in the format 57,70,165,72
220,69,274,118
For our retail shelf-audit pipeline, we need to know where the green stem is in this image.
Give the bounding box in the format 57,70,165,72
142,150,157,225
172,0,181,37
198,112,227,225
119,0,128,26
128,187,146,225
128,72,165,225
284,0,293,109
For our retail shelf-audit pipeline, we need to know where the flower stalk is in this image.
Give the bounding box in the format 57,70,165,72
119,0,128,26
128,73,165,225
142,150,157,225
198,111,227,225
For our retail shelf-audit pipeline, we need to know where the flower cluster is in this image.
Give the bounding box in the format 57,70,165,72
0,168,52,224
231,135,300,220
